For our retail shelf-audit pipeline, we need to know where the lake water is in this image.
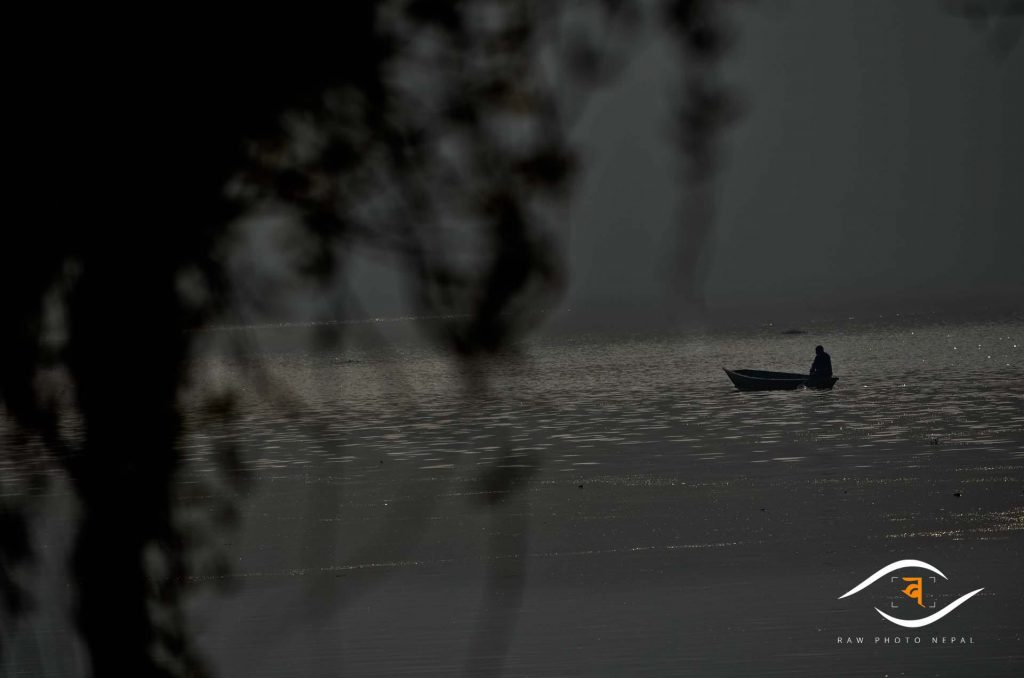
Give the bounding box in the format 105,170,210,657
187,311,1024,480
5,311,1023,676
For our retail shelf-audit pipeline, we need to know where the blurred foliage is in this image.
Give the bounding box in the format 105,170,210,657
4,1,1014,675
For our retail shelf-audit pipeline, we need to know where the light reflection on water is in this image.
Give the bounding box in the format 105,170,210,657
5,315,1020,677
172,316,1023,677
184,316,1024,478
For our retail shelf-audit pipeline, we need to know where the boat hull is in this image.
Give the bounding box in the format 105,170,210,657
723,368,837,391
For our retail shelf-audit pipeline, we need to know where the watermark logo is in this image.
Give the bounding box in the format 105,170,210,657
900,577,924,607
838,559,983,628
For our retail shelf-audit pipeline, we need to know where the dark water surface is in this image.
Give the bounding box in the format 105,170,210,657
5,313,1023,676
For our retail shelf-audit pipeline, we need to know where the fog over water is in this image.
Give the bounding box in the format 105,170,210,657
334,1,1024,328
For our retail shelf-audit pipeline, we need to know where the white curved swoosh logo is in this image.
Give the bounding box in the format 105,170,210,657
874,589,984,628
839,559,982,628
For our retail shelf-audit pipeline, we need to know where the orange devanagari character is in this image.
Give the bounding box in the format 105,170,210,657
901,577,924,607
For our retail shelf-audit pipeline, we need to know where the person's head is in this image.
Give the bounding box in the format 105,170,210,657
815,345,824,355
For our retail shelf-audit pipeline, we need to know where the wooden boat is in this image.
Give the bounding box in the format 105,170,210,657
723,368,838,391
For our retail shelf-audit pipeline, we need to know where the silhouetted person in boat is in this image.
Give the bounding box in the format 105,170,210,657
810,345,833,378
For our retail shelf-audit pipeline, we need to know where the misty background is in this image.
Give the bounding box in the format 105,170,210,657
321,1,1023,328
